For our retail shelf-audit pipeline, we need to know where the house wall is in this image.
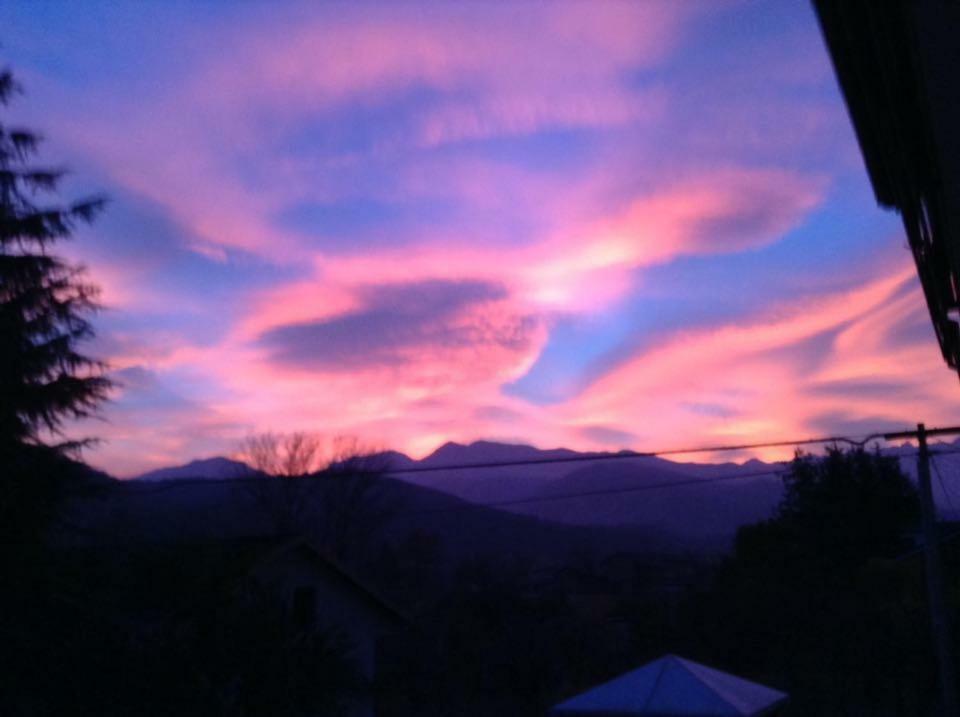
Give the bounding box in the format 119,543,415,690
247,549,393,717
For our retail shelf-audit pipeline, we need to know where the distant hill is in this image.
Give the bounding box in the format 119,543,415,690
396,441,603,503
515,458,785,548
56,472,675,566
119,439,960,552
385,439,960,546
378,442,783,547
133,457,259,482
420,440,581,467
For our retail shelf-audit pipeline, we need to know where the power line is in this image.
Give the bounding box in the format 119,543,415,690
382,432,884,476
402,445,960,516
382,424,960,476
102,459,794,506
931,452,958,517
402,464,790,516
116,438,960,502
64,446,960,539
891,447,960,563
113,446,960,516
125,428,909,496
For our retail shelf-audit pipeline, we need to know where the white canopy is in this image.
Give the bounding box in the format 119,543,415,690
551,654,787,716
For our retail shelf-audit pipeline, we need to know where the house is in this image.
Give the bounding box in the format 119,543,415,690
227,537,405,670
550,654,788,716
56,535,406,717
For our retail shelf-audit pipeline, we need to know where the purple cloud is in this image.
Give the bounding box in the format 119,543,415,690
258,279,537,371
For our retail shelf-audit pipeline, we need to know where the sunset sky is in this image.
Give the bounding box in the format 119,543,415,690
2,1,956,476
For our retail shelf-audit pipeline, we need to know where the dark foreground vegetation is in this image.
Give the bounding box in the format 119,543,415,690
376,447,950,717
2,443,958,716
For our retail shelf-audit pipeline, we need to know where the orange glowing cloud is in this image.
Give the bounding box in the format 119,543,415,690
556,257,955,461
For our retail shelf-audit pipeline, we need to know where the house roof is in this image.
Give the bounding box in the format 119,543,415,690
254,536,409,625
57,534,408,627
813,0,960,376
550,655,787,717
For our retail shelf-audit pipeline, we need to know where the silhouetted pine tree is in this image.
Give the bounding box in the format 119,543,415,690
0,68,110,454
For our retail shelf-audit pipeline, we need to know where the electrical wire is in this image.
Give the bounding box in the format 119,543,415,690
889,448,960,562
401,464,790,516
931,452,958,517
404,446,960,516
58,463,794,540
114,441,960,502
383,432,882,475
122,428,906,496
96,446,960,517
62,445,960,541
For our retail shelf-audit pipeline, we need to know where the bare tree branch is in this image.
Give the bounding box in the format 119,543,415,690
235,432,397,562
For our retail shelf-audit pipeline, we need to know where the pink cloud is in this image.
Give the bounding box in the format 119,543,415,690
195,2,690,110
21,1,699,266
557,258,957,461
23,0,951,478
72,250,960,476
280,166,824,316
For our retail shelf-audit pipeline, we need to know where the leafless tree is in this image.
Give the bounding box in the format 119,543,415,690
236,432,398,563
316,436,398,563
235,432,324,535
239,432,325,478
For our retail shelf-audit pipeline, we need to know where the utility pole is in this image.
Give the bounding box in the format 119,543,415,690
887,423,959,717
918,424,959,717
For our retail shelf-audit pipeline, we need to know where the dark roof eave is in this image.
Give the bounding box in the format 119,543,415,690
813,0,960,374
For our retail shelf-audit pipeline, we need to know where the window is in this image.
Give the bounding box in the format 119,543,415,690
292,585,316,629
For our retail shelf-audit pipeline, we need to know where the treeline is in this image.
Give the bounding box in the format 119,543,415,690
374,448,951,716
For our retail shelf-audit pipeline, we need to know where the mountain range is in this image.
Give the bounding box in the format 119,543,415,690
134,456,260,482
122,438,960,551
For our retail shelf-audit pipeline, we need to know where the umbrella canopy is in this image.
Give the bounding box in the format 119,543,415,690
551,655,787,716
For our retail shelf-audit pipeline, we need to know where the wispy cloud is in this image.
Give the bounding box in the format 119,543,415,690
3,0,954,475
560,259,950,459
